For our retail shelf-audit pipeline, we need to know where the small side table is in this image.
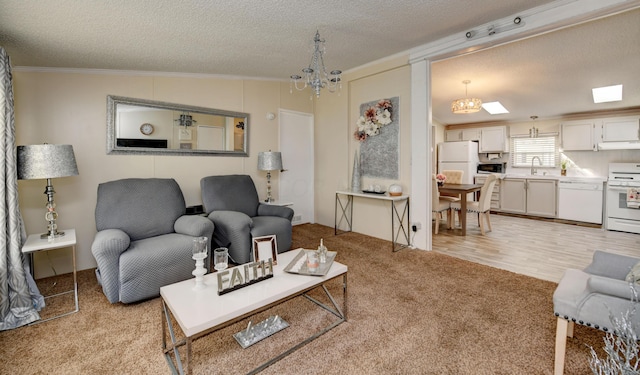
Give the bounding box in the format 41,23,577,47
22,229,78,323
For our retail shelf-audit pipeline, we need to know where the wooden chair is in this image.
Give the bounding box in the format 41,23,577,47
451,174,497,235
432,177,452,234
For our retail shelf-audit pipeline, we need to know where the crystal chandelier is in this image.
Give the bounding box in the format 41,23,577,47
451,80,482,114
290,31,342,99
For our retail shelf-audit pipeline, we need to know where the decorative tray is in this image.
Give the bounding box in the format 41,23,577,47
283,249,336,276
362,190,386,195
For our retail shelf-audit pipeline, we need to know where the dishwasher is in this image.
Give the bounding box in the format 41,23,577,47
557,179,604,224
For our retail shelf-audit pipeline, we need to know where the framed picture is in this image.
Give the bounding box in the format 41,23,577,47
179,128,192,141
253,235,278,265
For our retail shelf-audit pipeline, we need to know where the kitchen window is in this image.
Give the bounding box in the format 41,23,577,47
510,135,559,168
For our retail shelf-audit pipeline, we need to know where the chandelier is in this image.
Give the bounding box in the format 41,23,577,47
451,80,482,114
290,31,342,99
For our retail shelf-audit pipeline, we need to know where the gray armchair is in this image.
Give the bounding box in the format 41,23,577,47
552,250,640,374
200,174,293,265
91,178,214,304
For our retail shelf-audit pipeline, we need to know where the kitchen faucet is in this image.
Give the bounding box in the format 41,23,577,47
531,156,542,175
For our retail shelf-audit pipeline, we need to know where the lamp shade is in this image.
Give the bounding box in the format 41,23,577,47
257,151,282,171
17,144,79,180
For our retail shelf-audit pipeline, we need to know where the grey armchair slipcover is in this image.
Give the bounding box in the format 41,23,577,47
91,178,214,304
552,250,640,374
201,174,294,265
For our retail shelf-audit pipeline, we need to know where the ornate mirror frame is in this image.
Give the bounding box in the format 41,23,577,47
106,95,249,156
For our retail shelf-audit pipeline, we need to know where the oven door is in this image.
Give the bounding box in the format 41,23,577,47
606,184,640,221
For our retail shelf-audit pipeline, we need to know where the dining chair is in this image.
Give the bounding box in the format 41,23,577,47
440,170,465,200
441,170,464,184
450,174,498,235
432,177,452,234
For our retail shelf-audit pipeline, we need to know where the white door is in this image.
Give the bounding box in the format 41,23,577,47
279,109,314,225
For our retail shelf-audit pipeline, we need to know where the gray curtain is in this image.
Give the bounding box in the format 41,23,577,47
0,46,42,330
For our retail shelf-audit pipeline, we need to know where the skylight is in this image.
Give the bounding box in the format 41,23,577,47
482,101,509,114
592,84,623,103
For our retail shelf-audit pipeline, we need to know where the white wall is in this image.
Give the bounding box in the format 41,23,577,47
14,70,312,278
313,55,415,245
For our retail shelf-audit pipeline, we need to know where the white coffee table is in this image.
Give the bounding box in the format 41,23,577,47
160,249,348,375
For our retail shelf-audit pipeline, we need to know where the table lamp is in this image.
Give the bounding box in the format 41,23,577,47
17,144,79,239
257,151,282,203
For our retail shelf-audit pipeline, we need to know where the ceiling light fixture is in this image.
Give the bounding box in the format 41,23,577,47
592,84,623,103
465,16,524,40
290,31,342,99
451,80,482,114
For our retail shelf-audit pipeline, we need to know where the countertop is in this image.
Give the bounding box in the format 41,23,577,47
476,173,606,183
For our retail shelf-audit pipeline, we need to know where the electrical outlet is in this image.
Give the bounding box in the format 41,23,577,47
411,222,421,232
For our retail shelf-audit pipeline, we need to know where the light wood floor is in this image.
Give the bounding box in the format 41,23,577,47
431,212,640,283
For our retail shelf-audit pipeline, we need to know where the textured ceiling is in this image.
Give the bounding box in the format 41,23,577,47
432,7,640,124
1,0,639,124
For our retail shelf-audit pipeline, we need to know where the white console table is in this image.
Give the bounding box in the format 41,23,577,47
334,190,410,252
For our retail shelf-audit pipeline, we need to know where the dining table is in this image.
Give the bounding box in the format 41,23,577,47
438,183,483,236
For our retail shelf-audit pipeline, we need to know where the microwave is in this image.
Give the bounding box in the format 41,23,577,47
477,162,506,174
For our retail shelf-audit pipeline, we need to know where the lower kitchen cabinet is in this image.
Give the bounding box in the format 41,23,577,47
501,179,526,214
500,178,557,217
526,179,557,217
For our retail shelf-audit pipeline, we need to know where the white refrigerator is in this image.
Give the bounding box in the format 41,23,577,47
437,141,479,184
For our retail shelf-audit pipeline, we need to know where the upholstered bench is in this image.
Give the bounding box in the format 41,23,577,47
552,250,640,374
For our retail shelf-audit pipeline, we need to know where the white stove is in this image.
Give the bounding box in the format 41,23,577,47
606,163,640,234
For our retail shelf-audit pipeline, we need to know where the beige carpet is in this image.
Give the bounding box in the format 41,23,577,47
0,224,605,374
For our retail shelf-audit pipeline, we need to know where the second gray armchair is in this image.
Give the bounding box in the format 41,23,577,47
201,174,294,264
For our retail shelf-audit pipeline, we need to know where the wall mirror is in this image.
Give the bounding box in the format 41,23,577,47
107,95,249,156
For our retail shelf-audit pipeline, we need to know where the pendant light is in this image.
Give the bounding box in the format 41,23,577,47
529,116,539,138
451,80,482,114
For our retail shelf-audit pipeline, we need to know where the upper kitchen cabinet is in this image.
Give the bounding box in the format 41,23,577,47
600,116,640,142
445,128,480,142
479,126,508,153
562,120,597,151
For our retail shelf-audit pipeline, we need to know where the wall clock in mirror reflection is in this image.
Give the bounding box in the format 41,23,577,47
139,123,154,135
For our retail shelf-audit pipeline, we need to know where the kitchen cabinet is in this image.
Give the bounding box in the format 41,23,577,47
445,128,480,142
474,175,501,210
500,177,557,217
600,116,640,142
562,120,597,151
526,179,557,217
479,126,508,152
501,179,526,214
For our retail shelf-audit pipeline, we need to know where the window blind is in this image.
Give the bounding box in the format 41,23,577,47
510,135,558,167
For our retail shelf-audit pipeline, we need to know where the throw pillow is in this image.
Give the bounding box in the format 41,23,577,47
625,261,640,284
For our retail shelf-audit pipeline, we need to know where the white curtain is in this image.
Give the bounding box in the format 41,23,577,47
0,46,42,330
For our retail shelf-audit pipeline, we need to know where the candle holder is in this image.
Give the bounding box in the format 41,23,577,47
192,236,208,290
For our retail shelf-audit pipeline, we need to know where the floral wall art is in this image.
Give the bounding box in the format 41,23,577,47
354,97,399,180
